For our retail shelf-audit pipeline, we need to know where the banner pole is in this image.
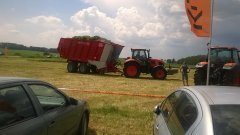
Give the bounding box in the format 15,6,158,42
206,0,214,85
206,41,211,85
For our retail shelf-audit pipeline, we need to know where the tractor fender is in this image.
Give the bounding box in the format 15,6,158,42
151,65,165,73
195,62,208,68
124,59,141,66
153,65,164,69
223,63,237,70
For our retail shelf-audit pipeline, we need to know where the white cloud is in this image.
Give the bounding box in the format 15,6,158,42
70,6,115,38
70,6,166,43
0,0,214,59
2,24,18,33
138,23,164,38
25,16,65,29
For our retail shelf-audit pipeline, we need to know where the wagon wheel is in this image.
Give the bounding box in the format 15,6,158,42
79,63,90,74
67,62,78,73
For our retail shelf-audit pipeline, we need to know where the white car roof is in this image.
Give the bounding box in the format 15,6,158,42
185,86,240,105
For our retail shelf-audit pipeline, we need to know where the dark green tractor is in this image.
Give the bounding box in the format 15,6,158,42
194,46,240,86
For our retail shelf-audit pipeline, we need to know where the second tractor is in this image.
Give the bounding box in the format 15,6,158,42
194,46,240,86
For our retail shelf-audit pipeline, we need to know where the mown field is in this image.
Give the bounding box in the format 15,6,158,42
0,56,195,135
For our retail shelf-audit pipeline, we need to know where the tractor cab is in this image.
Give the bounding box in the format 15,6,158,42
194,46,240,86
210,47,240,65
131,49,150,61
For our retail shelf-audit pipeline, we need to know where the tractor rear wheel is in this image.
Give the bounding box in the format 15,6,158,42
79,63,90,74
194,68,206,85
123,62,140,78
67,62,78,73
151,66,167,80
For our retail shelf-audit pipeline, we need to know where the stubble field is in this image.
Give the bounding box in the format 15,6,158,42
0,56,194,135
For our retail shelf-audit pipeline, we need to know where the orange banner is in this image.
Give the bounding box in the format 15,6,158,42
185,0,211,37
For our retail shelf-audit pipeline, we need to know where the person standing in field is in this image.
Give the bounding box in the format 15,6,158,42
180,62,190,86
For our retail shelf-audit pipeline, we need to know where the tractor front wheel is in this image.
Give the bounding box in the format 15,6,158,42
151,67,167,80
123,62,140,78
194,68,206,85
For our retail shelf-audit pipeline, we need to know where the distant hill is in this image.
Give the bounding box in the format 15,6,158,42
0,42,57,53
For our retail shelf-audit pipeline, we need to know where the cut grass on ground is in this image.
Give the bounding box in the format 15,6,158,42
0,56,194,135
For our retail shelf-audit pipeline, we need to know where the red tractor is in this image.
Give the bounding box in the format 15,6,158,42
194,46,240,86
123,49,167,79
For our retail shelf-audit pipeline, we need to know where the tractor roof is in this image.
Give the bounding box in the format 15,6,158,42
211,46,239,50
131,48,146,50
131,48,149,51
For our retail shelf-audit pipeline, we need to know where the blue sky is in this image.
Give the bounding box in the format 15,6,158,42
0,0,239,59
0,0,89,24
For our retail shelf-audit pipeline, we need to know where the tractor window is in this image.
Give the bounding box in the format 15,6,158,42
211,49,232,63
133,50,147,59
233,50,240,63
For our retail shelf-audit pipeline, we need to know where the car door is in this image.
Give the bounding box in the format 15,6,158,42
154,99,170,135
170,92,197,135
154,91,182,135
166,91,198,135
0,84,46,135
28,83,82,135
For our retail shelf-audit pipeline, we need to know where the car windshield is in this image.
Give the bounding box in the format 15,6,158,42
211,105,240,135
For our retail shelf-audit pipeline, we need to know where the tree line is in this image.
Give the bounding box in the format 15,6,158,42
167,55,207,65
0,42,57,53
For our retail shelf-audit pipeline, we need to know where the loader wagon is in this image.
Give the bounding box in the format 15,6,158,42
58,38,124,74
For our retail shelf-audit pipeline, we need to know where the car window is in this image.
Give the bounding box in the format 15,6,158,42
211,105,240,135
29,85,66,112
160,91,182,121
0,86,36,128
167,92,198,135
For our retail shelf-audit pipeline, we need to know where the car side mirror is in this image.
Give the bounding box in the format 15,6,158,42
154,105,161,115
69,97,78,105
